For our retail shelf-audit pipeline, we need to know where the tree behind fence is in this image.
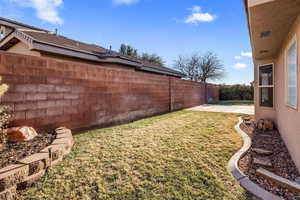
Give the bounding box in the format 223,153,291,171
219,84,253,101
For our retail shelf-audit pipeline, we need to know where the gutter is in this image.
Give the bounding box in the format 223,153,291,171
243,0,255,58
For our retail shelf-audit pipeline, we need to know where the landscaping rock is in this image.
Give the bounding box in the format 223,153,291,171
257,119,274,132
6,127,38,142
253,157,272,167
239,117,300,200
252,148,273,156
244,117,251,121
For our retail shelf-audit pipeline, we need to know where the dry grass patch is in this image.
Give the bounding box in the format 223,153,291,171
23,111,251,200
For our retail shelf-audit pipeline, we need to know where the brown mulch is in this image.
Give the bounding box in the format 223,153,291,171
239,116,300,200
0,131,56,169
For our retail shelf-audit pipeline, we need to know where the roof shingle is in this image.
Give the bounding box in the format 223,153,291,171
19,30,183,76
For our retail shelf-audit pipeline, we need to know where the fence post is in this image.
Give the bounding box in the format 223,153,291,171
169,77,173,112
204,82,207,104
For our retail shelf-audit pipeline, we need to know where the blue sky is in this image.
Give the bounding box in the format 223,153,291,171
0,0,253,84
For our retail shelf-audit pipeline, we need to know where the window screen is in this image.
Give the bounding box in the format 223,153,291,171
259,64,273,107
287,41,297,107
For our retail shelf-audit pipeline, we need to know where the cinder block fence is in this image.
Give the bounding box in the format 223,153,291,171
0,51,219,130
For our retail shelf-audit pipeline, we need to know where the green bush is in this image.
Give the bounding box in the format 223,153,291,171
219,84,253,101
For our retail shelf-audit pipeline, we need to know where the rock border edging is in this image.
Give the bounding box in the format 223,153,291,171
0,127,74,200
228,117,282,200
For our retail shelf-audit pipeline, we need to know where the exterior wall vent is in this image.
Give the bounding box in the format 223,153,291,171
260,31,271,38
260,50,269,54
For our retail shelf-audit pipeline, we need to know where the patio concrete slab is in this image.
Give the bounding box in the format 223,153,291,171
187,104,254,115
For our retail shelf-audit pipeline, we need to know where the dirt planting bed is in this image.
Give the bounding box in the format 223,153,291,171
0,131,56,169
239,116,300,200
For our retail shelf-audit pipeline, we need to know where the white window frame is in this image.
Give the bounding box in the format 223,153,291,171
285,36,298,110
258,63,274,108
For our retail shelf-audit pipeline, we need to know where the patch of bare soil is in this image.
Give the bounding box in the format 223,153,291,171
0,131,56,168
239,116,300,200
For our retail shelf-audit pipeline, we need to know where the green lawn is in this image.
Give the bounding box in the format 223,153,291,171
209,100,254,105
23,111,251,200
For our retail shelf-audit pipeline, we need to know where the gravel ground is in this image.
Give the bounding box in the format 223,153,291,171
239,116,300,200
0,131,56,168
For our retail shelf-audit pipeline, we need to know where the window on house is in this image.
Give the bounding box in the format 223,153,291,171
0,29,4,39
286,39,297,108
259,64,273,107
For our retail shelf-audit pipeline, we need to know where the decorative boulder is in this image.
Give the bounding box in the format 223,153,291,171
6,127,38,142
257,119,274,132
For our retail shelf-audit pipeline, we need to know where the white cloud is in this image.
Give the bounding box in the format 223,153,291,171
241,51,252,58
185,6,216,25
9,0,63,25
113,0,138,5
234,51,252,60
190,5,201,13
234,63,247,69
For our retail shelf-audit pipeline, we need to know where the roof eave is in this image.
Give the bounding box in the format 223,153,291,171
0,17,48,32
245,0,300,60
244,0,256,62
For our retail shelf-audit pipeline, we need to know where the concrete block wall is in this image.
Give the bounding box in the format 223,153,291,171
207,84,220,102
0,51,219,130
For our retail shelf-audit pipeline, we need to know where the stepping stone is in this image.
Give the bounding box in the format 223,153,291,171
245,121,252,126
244,116,251,120
252,148,273,156
253,157,272,167
258,134,272,138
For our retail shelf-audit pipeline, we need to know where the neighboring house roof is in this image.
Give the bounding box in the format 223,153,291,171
22,30,108,54
0,22,183,77
0,17,47,32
